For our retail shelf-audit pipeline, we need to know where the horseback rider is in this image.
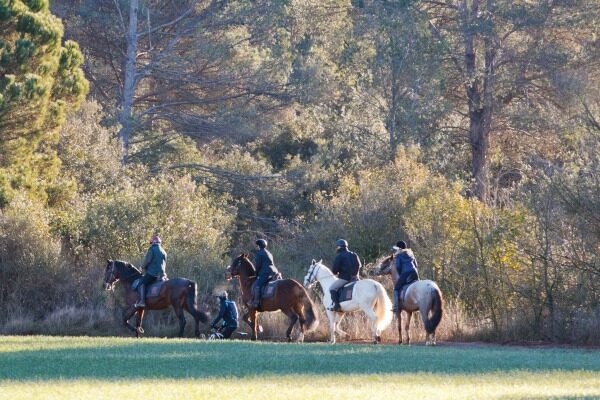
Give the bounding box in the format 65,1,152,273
392,240,420,313
210,290,239,339
251,239,279,308
329,239,361,311
134,235,167,308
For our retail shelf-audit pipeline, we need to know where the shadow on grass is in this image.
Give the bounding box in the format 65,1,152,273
0,339,599,380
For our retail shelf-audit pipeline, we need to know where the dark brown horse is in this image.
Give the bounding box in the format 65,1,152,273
226,254,319,341
102,260,209,337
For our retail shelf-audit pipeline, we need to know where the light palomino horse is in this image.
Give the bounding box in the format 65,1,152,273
303,259,393,344
372,255,443,345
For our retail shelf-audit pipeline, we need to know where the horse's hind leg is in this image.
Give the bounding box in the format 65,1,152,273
361,305,380,344
397,311,402,345
174,306,186,337
334,314,349,340
404,311,412,345
283,309,299,342
293,303,309,342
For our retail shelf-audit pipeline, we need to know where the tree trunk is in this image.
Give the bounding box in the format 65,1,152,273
118,0,139,164
462,0,496,203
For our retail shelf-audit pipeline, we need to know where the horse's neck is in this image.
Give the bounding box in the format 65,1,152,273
238,268,256,296
119,265,141,285
316,265,336,291
390,265,399,282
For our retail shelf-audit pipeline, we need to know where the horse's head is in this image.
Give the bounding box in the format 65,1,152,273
371,254,394,276
303,259,323,288
103,260,119,291
226,253,254,280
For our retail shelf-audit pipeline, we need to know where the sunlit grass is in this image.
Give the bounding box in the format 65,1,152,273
0,336,598,399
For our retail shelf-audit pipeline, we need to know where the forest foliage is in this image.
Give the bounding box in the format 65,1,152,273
1,0,600,342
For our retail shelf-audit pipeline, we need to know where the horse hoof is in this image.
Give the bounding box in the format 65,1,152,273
375,336,382,343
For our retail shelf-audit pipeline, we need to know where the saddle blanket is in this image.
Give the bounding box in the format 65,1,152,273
132,278,167,298
260,280,280,299
337,280,358,302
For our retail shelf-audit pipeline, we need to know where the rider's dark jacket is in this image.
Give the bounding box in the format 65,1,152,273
211,298,239,328
394,249,419,285
254,248,278,278
332,248,361,281
140,243,167,278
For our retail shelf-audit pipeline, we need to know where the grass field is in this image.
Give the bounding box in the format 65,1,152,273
0,336,599,400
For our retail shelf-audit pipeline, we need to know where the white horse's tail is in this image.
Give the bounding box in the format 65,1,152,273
373,281,393,331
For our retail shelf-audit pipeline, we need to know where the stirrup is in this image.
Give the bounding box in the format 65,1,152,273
135,302,145,308
327,304,341,312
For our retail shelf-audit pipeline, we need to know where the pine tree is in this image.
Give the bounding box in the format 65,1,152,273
0,0,88,206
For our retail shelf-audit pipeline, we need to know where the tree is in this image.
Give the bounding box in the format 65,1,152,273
55,0,295,163
0,0,88,206
392,0,600,202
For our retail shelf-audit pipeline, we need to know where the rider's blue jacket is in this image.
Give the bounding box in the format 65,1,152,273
395,249,419,276
211,298,238,328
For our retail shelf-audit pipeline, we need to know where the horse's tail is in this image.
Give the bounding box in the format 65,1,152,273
373,281,393,331
301,288,319,332
186,281,209,324
424,287,443,334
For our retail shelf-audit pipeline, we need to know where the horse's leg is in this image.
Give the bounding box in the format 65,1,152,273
360,304,379,344
136,308,145,337
292,302,307,343
174,305,186,337
404,311,412,345
123,306,138,335
397,310,403,344
326,309,337,344
250,310,259,341
283,309,299,342
334,313,349,339
419,307,431,345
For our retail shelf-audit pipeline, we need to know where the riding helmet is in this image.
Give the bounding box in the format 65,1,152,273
394,240,407,250
150,235,162,244
336,239,348,248
256,239,268,248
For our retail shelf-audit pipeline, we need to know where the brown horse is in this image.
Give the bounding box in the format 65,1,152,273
102,260,209,337
226,254,319,341
372,255,443,345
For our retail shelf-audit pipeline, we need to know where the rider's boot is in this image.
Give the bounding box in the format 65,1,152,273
251,285,261,309
328,289,340,311
392,289,400,313
134,284,146,308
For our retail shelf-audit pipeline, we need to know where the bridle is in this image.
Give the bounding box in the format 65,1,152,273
305,263,321,288
105,261,119,291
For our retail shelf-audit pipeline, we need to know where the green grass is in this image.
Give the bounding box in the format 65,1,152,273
0,336,599,399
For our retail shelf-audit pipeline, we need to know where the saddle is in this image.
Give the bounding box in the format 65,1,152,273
259,278,281,300
132,276,167,298
336,280,359,303
399,280,417,303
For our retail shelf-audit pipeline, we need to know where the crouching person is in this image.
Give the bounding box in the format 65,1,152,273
211,291,239,338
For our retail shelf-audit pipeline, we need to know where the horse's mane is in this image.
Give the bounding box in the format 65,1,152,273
114,260,142,279
238,253,256,273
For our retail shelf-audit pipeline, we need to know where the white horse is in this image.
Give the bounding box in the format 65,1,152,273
303,259,393,343
372,254,443,346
